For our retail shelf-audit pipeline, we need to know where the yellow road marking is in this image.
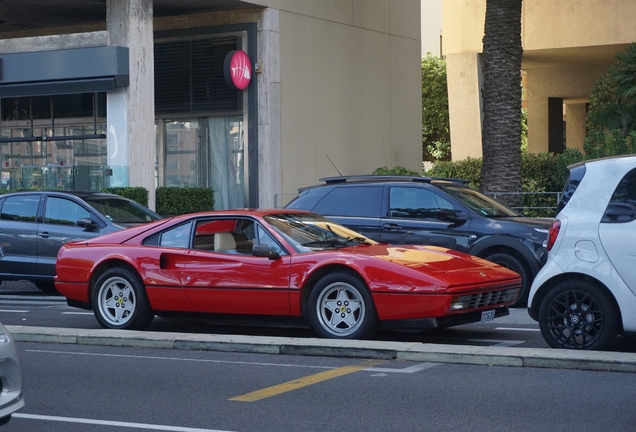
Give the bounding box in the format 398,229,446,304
229,359,386,402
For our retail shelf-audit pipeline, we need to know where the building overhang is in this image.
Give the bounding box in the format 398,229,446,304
0,46,128,97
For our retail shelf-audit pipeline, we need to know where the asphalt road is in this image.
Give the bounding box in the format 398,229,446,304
3,341,635,432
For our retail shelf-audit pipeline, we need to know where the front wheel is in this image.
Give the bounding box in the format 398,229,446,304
484,252,529,308
538,279,620,350
92,267,154,330
308,271,379,339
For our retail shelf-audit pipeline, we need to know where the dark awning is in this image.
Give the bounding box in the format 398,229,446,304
0,46,129,97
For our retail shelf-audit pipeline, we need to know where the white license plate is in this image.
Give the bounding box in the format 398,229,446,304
480,310,496,322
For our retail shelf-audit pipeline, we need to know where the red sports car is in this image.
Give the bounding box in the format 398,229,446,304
55,209,521,339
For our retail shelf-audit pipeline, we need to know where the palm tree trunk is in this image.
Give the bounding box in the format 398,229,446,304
481,0,523,208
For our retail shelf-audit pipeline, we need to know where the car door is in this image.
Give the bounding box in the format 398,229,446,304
0,194,41,276
598,168,636,295
310,185,383,240
36,195,103,277
183,217,292,315
379,185,471,249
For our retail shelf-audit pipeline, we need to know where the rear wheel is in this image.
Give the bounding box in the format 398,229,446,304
308,271,379,339
484,252,529,307
538,279,620,350
35,282,57,293
92,267,154,330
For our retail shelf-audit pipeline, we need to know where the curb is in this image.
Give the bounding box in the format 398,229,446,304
8,325,636,373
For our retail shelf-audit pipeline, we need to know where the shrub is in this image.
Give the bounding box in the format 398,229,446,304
372,166,421,176
155,187,214,216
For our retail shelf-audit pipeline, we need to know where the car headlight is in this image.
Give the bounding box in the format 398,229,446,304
450,295,472,310
0,333,9,345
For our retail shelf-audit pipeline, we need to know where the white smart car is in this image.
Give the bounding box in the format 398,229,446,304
0,321,24,425
528,154,636,350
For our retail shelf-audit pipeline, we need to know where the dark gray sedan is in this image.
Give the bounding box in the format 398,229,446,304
0,190,162,292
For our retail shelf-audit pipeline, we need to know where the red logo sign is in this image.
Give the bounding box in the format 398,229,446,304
224,50,252,90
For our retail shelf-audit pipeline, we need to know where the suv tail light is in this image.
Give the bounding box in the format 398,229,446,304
546,220,561,251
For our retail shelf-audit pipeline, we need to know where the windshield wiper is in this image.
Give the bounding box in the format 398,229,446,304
344,236,372,245
301,239,348,248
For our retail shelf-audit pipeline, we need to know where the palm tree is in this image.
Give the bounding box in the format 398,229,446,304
480,0,523,207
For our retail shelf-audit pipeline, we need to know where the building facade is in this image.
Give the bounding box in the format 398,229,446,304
0,0,422,210
442,0,636,160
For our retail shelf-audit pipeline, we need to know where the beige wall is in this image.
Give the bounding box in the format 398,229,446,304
277,0,422,204
442,0,636,159
421,0,441,56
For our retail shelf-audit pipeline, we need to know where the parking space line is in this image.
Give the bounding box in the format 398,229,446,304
0,309,28,313
466,339,525,347
495,327,540,332
229,359,386,402
13,413,235,432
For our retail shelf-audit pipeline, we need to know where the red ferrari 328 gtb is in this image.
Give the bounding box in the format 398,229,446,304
54,209,521,339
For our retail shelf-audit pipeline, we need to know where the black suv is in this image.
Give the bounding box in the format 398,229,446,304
0,190,163,292
286,176,551,306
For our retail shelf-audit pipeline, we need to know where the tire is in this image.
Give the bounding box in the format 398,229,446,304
91,267,154,330
484,252,530,308
308,271,379,339
538,279,620,350
35,282,57,293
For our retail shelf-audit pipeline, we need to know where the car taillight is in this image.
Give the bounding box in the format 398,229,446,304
546,219,561,251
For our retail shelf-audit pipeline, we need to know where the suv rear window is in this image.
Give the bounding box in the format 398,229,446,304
312,186,383,217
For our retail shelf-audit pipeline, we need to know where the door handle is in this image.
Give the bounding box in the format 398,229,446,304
381,224,402,232
39,232,50,238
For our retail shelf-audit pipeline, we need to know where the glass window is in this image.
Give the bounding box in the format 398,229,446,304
159,117,246,209
82,196,162,224
44,197,90,226
437,184,519,217
610,168,636,205
389,187,453,220
160,221,193,249
256,224,286,256
0,195,39,222
312,186,383,217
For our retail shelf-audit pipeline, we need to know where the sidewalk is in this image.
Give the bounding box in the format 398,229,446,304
7,325,636,374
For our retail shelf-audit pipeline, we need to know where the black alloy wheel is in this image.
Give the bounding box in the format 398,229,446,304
538,279,620,350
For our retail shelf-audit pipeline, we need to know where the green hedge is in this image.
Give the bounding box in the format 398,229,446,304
155,187,214,216
103,186,214,216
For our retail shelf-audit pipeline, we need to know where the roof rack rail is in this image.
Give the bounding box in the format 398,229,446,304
319,175,469,185
319,175,431,184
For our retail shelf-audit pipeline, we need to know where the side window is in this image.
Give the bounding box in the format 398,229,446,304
160,221,193,248
0,195,39,222
312,186,383,217
44,197,91,226
256,225,286,256
193,218,256,254
610,169,636,205
389,187,453,220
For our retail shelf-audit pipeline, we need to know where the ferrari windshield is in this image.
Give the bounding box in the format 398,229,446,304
264,213,376,252
436,184,520,217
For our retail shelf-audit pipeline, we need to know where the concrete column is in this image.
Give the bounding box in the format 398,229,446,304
106,0,156,210
565,103,587,152
258,8,282,207
446,52,483,160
